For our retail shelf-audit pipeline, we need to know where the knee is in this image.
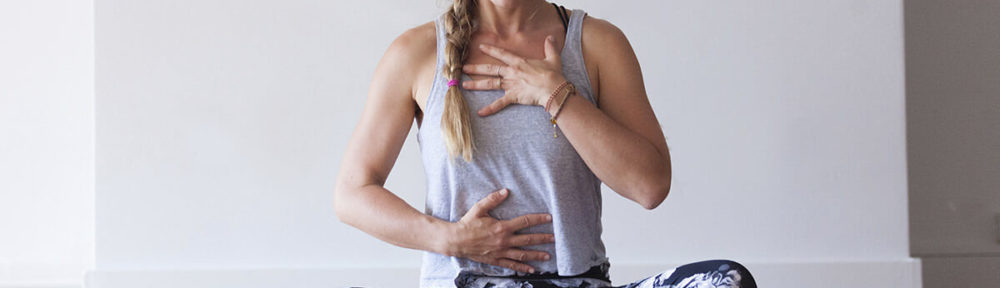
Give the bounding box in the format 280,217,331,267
636,259,756,288
681,259,755,288
707,259,755,287
708,259,749,273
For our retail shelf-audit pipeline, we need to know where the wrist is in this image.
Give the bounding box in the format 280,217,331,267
431,219,458,256
546,84,576,116
539,76,569,107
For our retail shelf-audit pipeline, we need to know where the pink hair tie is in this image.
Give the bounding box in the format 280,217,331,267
447,79,459,87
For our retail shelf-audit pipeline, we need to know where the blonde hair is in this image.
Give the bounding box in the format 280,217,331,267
442,0,477,162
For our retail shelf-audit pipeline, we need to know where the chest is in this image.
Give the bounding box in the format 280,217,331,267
414,32,599,127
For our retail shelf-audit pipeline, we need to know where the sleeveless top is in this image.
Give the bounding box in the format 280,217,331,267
416,8,608,288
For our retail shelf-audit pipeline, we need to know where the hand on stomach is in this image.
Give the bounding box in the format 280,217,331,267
445,188,554,274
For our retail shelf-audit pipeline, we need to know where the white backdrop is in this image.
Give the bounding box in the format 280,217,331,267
0,1,94,287
93,0,916,287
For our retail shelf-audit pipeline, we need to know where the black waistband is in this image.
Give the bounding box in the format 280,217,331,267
455,261,611,284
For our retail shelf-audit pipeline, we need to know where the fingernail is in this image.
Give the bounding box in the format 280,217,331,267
546,35,553,42
543,254,550,260
479,44,486,49
528,268,535,273
546,215,552,221
500,189,508,195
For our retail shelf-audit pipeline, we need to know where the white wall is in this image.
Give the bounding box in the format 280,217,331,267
93,0,914,287
0,1,95,287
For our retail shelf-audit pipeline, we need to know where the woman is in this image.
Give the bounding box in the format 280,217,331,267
334,0,756,287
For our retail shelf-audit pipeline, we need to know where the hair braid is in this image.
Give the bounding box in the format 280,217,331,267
442,0,477,162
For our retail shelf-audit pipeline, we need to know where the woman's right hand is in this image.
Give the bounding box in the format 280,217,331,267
444,188,555,274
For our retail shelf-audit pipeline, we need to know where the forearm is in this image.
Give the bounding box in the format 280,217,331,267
547,93,671,208
334,183,452,255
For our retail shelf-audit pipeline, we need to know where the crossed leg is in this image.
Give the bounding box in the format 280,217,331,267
452,259,756,288
616,260,756,288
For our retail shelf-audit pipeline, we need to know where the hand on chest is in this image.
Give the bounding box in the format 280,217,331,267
464,32,567,81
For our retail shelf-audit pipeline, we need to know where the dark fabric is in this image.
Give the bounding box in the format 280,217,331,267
454,259,757,288
618,260,757,288
455,261,611,287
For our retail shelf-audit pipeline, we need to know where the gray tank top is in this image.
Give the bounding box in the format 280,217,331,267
416,9,607,288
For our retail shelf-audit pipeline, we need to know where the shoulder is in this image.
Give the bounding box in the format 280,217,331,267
381,21,437,68
581,15,628,41
580,15,634,60
371,20,437,98
580,15,635,67
578,14,641,103
580,14,639,85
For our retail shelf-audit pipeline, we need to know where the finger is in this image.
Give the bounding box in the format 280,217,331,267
463,63,508,77
467,188,509,217
500,248,551,262
507,233,556,247
477,95,514,117
495,258,537,274
543,35,560,64
502,213,553,232
462,78,502,90
479,44,522,66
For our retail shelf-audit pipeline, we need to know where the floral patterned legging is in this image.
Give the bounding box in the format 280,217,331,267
454,259,756,288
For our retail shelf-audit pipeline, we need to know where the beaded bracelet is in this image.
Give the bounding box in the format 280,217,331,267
544,81,572,112
548,83,575,138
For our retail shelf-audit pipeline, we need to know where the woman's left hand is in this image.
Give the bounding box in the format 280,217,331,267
463,35,567,116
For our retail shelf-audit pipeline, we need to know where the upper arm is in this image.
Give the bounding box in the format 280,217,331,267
583,17,671,162
335,23,435,192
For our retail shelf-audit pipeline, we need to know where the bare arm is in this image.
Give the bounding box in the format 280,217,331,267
333,23,451,254
334,24,555,273
552,17,671,209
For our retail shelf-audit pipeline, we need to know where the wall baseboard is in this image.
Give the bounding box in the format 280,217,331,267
84,259,921,288
0,260,87,288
